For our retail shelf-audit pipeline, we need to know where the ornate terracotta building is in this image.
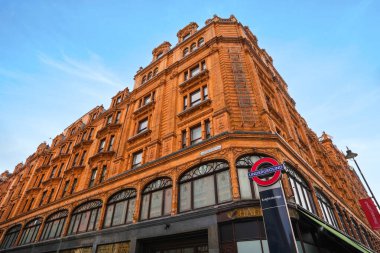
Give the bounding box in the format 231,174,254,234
0,15,379,253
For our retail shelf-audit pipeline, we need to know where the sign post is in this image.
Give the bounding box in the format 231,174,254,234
248,158,298,253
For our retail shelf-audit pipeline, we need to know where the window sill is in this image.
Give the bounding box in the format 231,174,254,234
128,129,152,143
177,99,211,119
88,151,116,163
42,177,61,186
51,153,70,163
64,165,85,175
73,139,94,152
133,101,155,118
96,123,122,139
35,164,50,173
179,69,209,94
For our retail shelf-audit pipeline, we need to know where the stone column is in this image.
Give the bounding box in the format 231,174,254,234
171,171,178,215
228,151,240,201
208,223,220,253
96,196,108,230
133,182,143,223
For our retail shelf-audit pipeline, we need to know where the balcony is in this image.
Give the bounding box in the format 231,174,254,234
64,165,85,175
73,139,94,151
88,151,115,163
179,69,209,93
133,101,155,118
96,123,122,139
127,129,152,143
177,99,212,119
51,153,70,163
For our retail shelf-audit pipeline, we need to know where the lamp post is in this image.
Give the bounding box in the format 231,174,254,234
345,147,380,210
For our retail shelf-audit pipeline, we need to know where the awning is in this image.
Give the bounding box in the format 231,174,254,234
299,210,373,253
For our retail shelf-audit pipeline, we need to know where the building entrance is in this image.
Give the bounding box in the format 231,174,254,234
138,230,208,253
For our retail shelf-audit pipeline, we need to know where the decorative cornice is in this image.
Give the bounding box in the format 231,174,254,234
96,123,122,139
177,99,212,119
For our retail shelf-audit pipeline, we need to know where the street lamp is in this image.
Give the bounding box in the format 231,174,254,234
345,147,380,210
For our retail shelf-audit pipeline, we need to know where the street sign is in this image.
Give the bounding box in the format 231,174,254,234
248,157,299,253
248,157,284,187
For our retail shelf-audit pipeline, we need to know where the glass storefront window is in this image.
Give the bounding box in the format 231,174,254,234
179,161,231,212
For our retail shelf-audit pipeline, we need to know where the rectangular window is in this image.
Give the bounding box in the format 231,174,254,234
98,139,106,152
50,166,57,178
190,125,202,145
107,115,113,125
38,174,44,187
57,163,64,177
190,65,200,77
182,130,187,148
66,142,72,153
115,111,121,123
62,180,70,197
39,191,47,206
81,131,87,141
47,189,55,203
183,33,191,40
79,151,86,166
201,60,206,71
138,118,148,133
132,150,143,169
59,145,66,154
203,86,208,100
88,128,94,140
108,136,115,151
143,95,151,105
183,96,188,110
205,120,211,139
190,89,201,106
193,175,215,208
27,198,35,211
99,165,107,183
89,168,97,187
70,178,77,194
72,153,79,167
116,96,122,104
184,71,189,81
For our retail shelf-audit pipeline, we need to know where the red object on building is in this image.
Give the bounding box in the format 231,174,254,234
359,198,380,230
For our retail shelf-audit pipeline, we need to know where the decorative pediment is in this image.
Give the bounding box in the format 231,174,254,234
152,41,171,59
177,22,198,42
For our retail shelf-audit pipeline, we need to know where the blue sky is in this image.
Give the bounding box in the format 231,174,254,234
1,1,379,199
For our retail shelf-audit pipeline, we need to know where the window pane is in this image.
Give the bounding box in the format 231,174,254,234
190,90,201,106
164,188,172,215
262,240,270,253
289,178,301,205
50,220,59,238
126,199,135,222
104,205,114,228
217,171,232,203
238,169,253,199
190,66,200,77
237,240,262,253
55,219,65,238
88,209,98,231
78,212,90,232
150,190,163,218
141,194,150,220
113,201,128,226
180,182,191,212
190,125,202,144
296,183,307,208
193,175,215,209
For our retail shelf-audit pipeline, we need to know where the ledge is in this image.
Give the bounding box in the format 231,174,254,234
268,104,284,124
64,165,85,175
177,99,211,119
133,101,155,118
179,69,209,93
42,177,61,186
25,186,41,194
51,153,70,163
127,129,152,143
73,140,94,151
88,151,116,163
35,164,50,173
96,123,122,139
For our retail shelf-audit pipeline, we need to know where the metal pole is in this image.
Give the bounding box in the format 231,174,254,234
352,157,380,210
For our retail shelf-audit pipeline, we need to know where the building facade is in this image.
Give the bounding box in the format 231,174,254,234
0,15,379,253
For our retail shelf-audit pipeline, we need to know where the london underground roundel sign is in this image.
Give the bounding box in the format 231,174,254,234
248,157,284,187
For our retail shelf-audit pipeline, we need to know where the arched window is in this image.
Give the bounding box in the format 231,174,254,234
0,225,21,249
142,76,146,84
190,43,197,52
153,67,158,76
104,189,136,228
147,72,153,80
236,154,265,200
198,37,205,47
183,47,189,57
315,189,338,228
68,200,102,235
40,210,68,241
19,218,42,245
179,161,231,212
287,164,315,214
140,178,172,220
